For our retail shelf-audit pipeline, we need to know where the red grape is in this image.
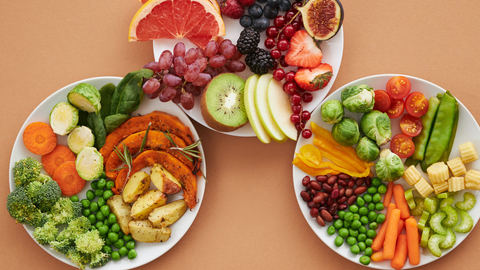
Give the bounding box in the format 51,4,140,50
218,39,232,54
184,83,202,97
291,104,302,114
301,110,311,121
195,57,208,72
273,68,285,81
284,25,296,38
158,50,173,70
184,48,199,65
173,42,186,58
302,93,313,103
172,88,182,104
216,66,231,74
274,16,286,28
285,71,296,82
209,54,227,67
192,73,212,86
270,49,281,59
290,114,301,124
228,60,246,72
231,50,243,60
143,62,161,73
277,39,289,51
184,63,201,82
266,26,279,38
163,74,183,87
174,57,187,76
204,40,219,57
264,38,276,49
203,66,218,78
146,86,162,99
196,47,204,58
159,86,177,102
302,129,312,139
283,81,297,94
142,78,161,94
290,93,301,105
180,92,195,110
222,44,236,59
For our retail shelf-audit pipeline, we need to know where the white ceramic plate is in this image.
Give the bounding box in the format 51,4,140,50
293,74,480,268
152,14,344,137
9,77,206,270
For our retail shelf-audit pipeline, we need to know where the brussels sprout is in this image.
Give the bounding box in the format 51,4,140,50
68,126,95,154
76,147,103,181
332,117,361,147
360,110,392,146
341,85,375,113
68,83,101,114
50,102,79,135
375,149,405,182
356,137,380,162
321,100,344,124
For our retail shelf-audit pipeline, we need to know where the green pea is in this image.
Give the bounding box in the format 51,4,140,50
349,229,358,238
350,244,360,254
376,213,386,224
368,211,377,222
357,233,367,242
356,197,365,207
97,179,107,190
102,245,112,254
88,214,97,224
334,236,343,247
367,187,377,194
101,171,106,179
98,225,109,236
363,194,372,203
95,221,104,229
91,225,96,231
344,212,354,221
70,195,79,202
108,232,119,243
118,231,125,239
81,199,90,209
119,246,128,257
103,190,114,200
343,220,351,229
358,207,369,216
334,219,343,229
358,241,366,251
351,220,362,230
360,255,371,265
378,184,387,194
100,205,110,217
365,247,373,257
111,223,121,233
90,202,99,213
114,239,125,249
91,180,99,190
352,213,360,220
128,249,137,260
106,238,113,246
369,222,378,230
338,210,346,220
365,238,373,247
349,205,359,213
360,216,369,225
371,177,382,187
111,251,121,261
358,225,367,234
124,234,133,242
338,228,349,238
96,211,105,221
86,190,95,201
95,189,104,197
97,197,106,207
375,202,385,211
367,229,377,239
125,240,136,250
346,236,357,246
82,209,91,217
367,203,375,211
107,213,117,224
106,181,115,190
372,193,382,203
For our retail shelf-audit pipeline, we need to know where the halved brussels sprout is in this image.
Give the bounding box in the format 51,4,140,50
321,100,344,124
49,102,79,135
76,147,103,181
375,149,405,182
360,110,392,146
356,137,380,162
67,83,101,114
341,84,375,113
332,117,360,147
67,126,95,154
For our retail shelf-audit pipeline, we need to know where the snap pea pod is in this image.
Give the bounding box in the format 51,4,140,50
439,102,459,162
425,91,457,166
412,96,440,161
404,157,419,167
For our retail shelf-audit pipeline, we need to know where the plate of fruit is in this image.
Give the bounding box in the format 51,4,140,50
128,0,345,139
292,74,480,268
8,75,206,269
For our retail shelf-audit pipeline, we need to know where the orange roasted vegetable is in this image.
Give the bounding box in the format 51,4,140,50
105,130,194,179
114,150,197,209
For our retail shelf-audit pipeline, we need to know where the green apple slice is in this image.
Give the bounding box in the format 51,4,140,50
267,78,298,141
254,74,287,143
244,74,271,144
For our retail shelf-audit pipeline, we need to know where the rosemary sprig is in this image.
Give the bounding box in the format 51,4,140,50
164,130,202,162
113,142,133,191
139,122,151,153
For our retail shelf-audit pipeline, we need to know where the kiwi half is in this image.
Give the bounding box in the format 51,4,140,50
200,73,248,132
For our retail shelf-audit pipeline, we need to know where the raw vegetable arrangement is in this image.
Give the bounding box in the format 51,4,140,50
293,75,480,268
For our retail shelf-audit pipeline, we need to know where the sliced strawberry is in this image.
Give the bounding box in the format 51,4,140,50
295,63,333,92
285,30,323,68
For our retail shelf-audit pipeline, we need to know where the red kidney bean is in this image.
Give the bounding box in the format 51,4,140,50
338,203,348,210
347,195,357,205
337,196,347,204
348,179,355,188
307,201,315,208
316,175,328,182
300,191,311,202
312,193,325,203
327,197,334,206
302,176,310,186
323,192,329,199
310,208,319,217
338,179,348,187
338,173,351,180
320,199,327,206
305,184,312,191
320,209,333,222
319,206,328,212
316,215,326,226
327,175,338,185
331,188,339,199
333,214,340,220
322,183,332,192
354,186,367,195
345,188,353,197
365,176,372,187
310,181,322,191
314,203,320,208
310,189,316,197
356,177,365,186
339,188,345,197
333,183,339,190
329,203,338,215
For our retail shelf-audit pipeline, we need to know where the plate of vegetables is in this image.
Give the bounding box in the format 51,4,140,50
292,74,480,268
8,76,206,269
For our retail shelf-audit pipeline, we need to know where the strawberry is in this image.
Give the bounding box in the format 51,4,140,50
238,0,256,6
285,30,323,68
294,63,333,92
221,0,245,19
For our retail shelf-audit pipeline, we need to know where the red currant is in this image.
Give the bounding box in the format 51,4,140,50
285,71,296,82
270,62,278,70
292,21,301,31
270,49,282,59
302,129,312,139
290,114,301,124
291,2,303,10
291,104,302,114
295,122,305,131
290,93,301,105
266,26,279,38
279,55,289,67
301,110,311,121
274,16,286,28
283,82,297,95
278,32,288,41
302,93,313,103
277,39,289,51
264,38,276,49
284,25,296,38
285,11,296,21
273,68,285,81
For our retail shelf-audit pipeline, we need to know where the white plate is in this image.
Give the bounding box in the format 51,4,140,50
293,74,480,268
152,14,344,137
9,76,206,270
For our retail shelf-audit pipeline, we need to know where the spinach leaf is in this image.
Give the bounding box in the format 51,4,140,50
86,112,107,149
104,113,130,134
99,83,116,121
110,69,153,115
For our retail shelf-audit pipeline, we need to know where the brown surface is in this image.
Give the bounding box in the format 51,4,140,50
1,0,480,269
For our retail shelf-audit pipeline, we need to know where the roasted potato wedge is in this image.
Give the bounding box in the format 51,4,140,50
128,220,171,243
150,163,182,194
107,195,132,235
123,171,151,203
130,189,168,220
148,199,188,228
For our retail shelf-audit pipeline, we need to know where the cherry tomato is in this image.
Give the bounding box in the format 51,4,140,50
386,99,404,118
373,90,391,113
400,114,423,137
405,91,429,117
386,76,411,99
390,134,415,158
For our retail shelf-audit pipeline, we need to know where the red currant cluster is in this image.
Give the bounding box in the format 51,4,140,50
284,71,312,139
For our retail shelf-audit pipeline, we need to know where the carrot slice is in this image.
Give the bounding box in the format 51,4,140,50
383,209,401,259
383,182,394,207
41,145,76,176
52,161,86,196
393,184,411,219
391,234,408,270
405,217,420,265
23,122,57,155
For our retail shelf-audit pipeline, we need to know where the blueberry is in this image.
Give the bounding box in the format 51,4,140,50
252,18,270,32
248,4,263,19
267,0,280,7
239,15,253,28
278,0,291,11
263,5,278,19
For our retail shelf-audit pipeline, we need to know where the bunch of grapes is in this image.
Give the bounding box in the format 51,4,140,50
142,39,246,110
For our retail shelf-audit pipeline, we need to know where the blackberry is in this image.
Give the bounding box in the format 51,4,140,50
245,48,275,75
237,27,260,55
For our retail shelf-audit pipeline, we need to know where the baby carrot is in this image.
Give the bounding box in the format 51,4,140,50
372,203,397,251
398,219,404,237
393,184,411,219
405,217,420,265
391,234,408,270
383,182,394,207
371,251,386,262
383,209,401,259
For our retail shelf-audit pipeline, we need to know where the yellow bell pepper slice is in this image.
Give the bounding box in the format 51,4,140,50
299,144,322,166
292,157,340,176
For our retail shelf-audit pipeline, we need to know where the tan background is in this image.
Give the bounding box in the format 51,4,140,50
1,0,480,269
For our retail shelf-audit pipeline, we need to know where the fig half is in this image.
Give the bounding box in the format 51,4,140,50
297,0,344,41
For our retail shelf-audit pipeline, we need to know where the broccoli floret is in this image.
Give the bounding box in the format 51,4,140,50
26,178,62,212
66,249,91,270
33,221,58,245
89,251,111,268
6,186,44,227
50,239,75,254
13,157,42,187
57,216,91,242
75,230,104,254
48,198,82,225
